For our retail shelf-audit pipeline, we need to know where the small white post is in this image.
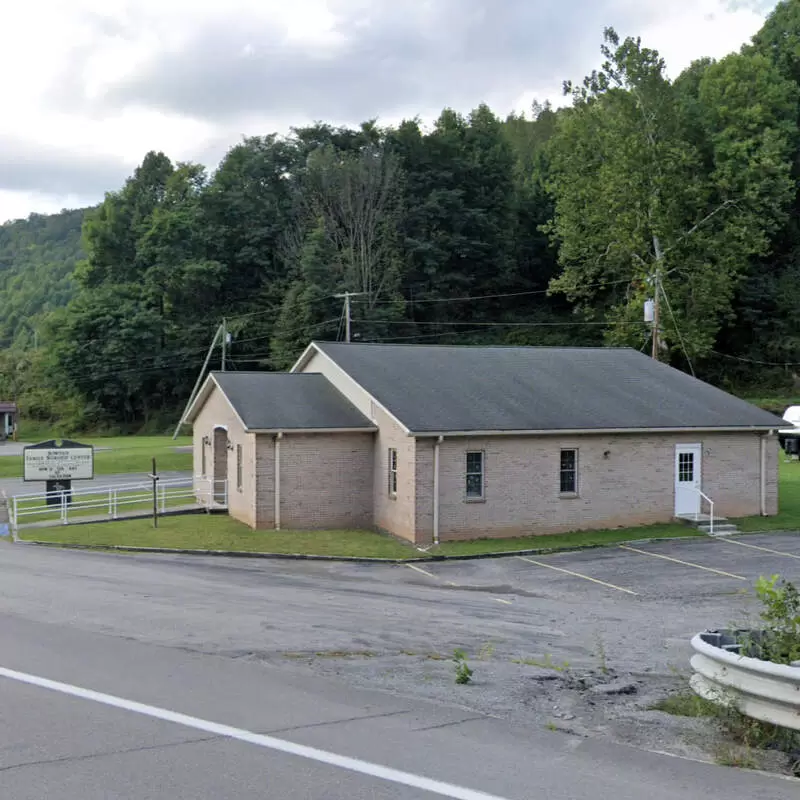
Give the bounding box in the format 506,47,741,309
61,491,68,525
709,500,714,536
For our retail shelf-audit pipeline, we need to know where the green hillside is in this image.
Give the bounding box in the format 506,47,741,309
0,208,88,348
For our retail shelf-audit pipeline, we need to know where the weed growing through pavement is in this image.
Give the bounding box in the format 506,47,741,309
512,653,570,672
478,642,495,661
453,649,474,685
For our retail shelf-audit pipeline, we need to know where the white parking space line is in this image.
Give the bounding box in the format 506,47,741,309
406,563,438,579
619,545,746,580
0,666,511,800
714,538,800,561
516,556,638,596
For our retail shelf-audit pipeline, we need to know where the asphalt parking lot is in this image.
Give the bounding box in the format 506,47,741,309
2,531,800,788
391,532,800,603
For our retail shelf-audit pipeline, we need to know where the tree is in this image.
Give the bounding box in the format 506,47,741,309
270,219,343,369
302,141,406,339
546,28,797,361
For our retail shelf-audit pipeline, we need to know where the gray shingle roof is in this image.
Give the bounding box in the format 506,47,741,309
210,372,374,431
312,342,784,433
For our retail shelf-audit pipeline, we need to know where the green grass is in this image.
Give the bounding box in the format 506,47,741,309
651,692,720,718
429,522,700,557
734,460,800,532
0,435,192,478
20,514,419,558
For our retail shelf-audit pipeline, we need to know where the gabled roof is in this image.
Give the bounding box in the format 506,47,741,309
0,401,17,413
184,372,375,432
301,342,784,434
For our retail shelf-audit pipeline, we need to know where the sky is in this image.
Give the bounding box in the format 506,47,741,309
0,0,781,224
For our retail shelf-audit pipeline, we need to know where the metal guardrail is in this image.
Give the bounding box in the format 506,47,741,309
9,477,228,530
690,631,800,731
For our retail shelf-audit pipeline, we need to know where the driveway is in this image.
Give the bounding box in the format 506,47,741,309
0,533,799,796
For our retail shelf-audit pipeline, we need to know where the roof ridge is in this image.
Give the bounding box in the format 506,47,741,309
313,341,635,351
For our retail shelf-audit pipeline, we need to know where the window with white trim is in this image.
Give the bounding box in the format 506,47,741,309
201,440,207,477
466,451,484,499
236,444,243,492
388,448,398,496
560,449,578,494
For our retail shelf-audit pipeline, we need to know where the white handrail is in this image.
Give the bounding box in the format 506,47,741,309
692,487,714,535
10,476,228,530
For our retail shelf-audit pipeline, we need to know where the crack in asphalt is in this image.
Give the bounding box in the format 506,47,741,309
0,734,222,775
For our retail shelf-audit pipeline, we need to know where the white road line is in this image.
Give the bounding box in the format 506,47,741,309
0,666,510,800
494,598,513,605
516,556,638,596
619,545,746,580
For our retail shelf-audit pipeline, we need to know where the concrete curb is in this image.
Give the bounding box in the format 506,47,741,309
19,533,710,564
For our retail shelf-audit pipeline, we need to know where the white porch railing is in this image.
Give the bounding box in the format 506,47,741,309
692,487,715,535
9,476,228,530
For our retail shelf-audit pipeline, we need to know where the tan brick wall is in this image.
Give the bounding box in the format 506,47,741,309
415,431,776,542
765,434,779,516
254,432,374,530
372,407,416,542
254,434,275,529
191,385,256,528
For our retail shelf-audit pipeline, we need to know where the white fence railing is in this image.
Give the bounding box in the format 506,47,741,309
9,476,228,530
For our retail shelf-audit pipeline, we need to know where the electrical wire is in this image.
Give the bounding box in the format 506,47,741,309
659,284,695,377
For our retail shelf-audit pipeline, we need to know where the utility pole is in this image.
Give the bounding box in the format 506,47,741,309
334,292,366,342
651,235,664,361
221,318,227,371
172,324,223,439
651,271,660,360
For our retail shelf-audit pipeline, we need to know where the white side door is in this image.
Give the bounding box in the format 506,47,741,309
674,444,702,517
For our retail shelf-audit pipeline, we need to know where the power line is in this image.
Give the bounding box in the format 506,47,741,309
358,278,635,307
710,350,800,368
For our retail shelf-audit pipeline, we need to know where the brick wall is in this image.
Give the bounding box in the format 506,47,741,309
372,406,416,542
255,432,374,530
415,431,776,542
191,385,256,527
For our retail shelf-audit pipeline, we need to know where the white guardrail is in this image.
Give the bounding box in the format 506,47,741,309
9,477,227,530
690,631,800,731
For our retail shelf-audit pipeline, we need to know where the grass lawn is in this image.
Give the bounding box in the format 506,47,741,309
734,459,800,532
428,522,701,557
20,514,420,559
0,435,192,478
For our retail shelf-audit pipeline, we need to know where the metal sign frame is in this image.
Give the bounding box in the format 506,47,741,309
23,439,95,482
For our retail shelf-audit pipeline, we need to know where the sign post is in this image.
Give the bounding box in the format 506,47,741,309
23,440,94,514
149,458,159,529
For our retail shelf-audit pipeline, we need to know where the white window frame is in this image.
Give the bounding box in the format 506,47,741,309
465,450,485,501
201,439,207,477
559,448,578,496
236,443,243,492
388,448,398,497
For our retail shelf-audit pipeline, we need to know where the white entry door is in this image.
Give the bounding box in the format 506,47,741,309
674,444,702,517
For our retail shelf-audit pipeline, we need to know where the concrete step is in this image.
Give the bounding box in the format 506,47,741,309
698,523,739,536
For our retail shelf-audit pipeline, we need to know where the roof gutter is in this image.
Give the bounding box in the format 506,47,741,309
247,426,377,434
410,426,780,438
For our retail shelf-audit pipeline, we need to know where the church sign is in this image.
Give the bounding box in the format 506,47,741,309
23,440,94,482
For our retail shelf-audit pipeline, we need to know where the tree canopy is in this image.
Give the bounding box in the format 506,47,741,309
3,3,800,430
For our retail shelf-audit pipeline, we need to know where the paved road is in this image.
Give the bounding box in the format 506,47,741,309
0,542,797,798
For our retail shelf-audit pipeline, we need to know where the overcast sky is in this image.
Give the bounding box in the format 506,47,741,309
1,0,779,224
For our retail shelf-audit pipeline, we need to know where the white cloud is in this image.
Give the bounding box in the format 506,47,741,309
0,0,780,224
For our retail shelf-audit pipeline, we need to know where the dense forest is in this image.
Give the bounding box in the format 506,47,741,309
2,2,800,432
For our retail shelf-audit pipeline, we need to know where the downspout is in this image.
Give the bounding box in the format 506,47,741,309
275,432,283,530
433,436,443,545
759,433,767,516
